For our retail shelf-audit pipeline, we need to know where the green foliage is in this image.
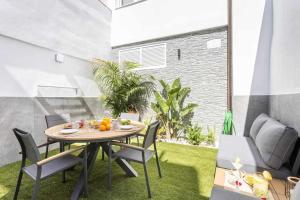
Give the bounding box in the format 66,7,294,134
151,78,198,138
223,110,235,135
0,143,217,200
186,125,206,145
206,126,216,145
186,125,216,146
92,59,155,118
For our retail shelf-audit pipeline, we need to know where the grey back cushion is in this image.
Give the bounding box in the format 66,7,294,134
291,181,300,200
249,113,269,140
255,118,298,169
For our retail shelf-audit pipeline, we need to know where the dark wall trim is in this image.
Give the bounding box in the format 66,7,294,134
112,25,228,49
227,0,233,111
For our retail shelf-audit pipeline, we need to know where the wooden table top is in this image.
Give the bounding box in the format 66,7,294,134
214,168,287,200
45,121,145,143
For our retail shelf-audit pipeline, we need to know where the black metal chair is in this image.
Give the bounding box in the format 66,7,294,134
44,114,71,158
101,112,141,160
108,121,162,198
120,112,142,145
13,128,88,200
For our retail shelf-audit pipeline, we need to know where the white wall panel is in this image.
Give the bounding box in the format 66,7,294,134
0,0,111,60
112,0,227,46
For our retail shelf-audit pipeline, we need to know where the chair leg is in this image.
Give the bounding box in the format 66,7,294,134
137,136,140,146
32,167,41,200
45,143,49,159
13,170,23,200
155,150,162,178
108,143,112,190
60,142,66,183
102,148,105,160
142,154,151,198
83,146,88,197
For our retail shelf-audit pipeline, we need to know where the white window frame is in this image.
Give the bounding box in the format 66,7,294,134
118,43,167,71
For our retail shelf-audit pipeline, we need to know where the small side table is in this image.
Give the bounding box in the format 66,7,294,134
214,168,287,200
285,177,300,199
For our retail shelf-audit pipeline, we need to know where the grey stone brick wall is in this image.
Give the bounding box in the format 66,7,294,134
0,97,102,166
112,26,228,135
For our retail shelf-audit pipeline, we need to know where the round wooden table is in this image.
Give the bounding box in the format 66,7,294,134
45,121,145,143
45,121,145,200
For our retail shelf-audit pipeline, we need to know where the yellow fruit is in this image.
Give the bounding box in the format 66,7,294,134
100,125,106,131
245,174,255,186
106,124,111,130
263,171,272,181
253,176,266,185
103,118,111,123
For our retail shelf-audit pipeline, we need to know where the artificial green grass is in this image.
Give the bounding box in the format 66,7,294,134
0,142,217,200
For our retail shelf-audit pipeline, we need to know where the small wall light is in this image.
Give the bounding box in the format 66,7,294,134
177,49,181,60
55,53,64,63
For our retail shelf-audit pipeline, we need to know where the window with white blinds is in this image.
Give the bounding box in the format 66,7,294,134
118,44,166,70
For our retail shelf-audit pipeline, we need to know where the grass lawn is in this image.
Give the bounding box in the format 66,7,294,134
0,142,217,200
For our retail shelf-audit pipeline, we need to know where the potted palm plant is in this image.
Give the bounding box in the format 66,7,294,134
92,59,155,118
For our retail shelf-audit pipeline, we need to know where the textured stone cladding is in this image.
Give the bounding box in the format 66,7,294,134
0,97,102,166
112,27,228,134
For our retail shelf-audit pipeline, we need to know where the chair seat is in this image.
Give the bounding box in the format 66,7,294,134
23,155,82,180
113,148,154,163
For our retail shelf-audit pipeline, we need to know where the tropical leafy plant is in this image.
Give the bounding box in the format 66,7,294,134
92,59,155,118
186,125,206,145
151,78,198,138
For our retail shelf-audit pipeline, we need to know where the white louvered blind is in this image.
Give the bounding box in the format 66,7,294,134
119,48,140,64
119,44,166,70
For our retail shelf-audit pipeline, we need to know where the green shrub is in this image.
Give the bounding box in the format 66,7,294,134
186,125,206,145
206,126,216,145
151,78,197,138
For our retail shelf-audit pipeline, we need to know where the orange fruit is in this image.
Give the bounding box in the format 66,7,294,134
106,124,111,130
100,125,106,131
100,121,108,126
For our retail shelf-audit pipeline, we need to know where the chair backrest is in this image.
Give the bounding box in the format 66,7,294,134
120,112,140,121
13,128,41,163
45,113,71,128
143,121,160,149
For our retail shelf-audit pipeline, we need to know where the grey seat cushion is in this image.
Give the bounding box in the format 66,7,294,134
291,181,300,200
23,155,82,180
255,118,298,169
113,148,154,163
217,135,291,179
249,113,269,141
210,186,258,200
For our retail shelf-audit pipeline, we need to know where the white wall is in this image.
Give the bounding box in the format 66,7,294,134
0,0,111,60
232,0,272,96
271,0,300,95
112,0,227,46
0,35,101,97
0,0,112,98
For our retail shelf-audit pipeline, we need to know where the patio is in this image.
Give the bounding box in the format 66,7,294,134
1,0,300,200
0,142,217,200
